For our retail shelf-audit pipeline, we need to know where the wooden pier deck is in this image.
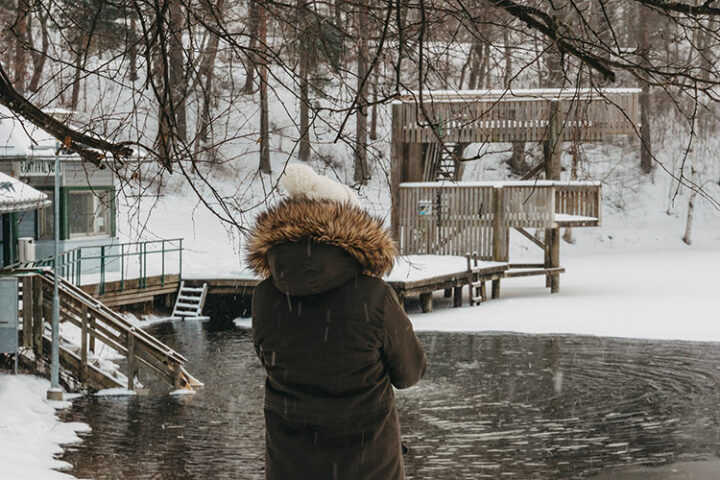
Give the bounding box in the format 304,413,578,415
186,254,562,314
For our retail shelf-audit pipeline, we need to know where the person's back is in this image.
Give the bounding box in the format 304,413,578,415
247,165,426,480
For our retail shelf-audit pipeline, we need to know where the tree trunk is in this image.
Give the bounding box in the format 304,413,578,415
682,167,697,245
369,72,378,141
27,5,49,93
258,1,271,174
297,0,311,162
353,7,369,184
70,45,84,111
504,27,529,176
243,0,259,94
637,4,653,174
168,0,187,142
13,0,29,94
197,4,222,147
129,15,138,82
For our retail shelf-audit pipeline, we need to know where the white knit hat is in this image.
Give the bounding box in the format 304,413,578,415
280,163,360,207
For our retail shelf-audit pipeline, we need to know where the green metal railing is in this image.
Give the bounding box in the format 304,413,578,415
14,238,183,294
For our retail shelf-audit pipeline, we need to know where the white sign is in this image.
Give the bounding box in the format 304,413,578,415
418,200,433,216
19,159,55,177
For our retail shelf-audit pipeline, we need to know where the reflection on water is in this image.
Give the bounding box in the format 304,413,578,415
60,321,720,479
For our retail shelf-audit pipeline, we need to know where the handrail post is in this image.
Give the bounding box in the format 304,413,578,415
179,239,183,280
100,246,106,295
77,249,82,286
127,333,136,390
143,242,147,289
120,244,125,292
161,240,165,286
80,305,88,382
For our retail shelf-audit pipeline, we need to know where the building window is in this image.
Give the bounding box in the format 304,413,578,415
68,190,112,238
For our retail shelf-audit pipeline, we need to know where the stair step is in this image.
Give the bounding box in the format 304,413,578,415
175,301,199,309
181,287,205,293
177,296,200,302
471,295,484,302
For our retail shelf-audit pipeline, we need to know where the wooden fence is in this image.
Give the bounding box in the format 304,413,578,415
398,181,601,258
394,88,639,143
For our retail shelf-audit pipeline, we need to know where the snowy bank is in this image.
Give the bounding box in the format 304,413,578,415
408,247,720,342
0,374,88,480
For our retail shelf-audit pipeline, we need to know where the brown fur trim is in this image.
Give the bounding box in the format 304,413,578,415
246,198,397,278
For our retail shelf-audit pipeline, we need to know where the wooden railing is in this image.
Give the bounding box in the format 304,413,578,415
394,88,639,143
398,181,601,258
13,269,201,392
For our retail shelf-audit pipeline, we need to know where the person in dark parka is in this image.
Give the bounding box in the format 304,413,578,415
246,164,427,480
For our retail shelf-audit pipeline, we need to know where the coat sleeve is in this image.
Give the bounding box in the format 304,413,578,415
381,286,427,389
251,288,266,368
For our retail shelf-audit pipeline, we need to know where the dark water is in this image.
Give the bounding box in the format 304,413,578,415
60,320,720,479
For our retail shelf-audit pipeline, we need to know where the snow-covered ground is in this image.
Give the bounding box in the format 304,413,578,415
407,247,720,341
0,374,90,480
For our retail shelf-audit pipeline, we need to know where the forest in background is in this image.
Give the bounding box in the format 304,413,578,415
1,0,719,240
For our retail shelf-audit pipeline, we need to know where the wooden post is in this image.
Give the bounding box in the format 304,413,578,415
172,363,183,391
544,101,562,293
80,305,88,383
444,288,452,298
491,278,501,299
419,292,433,313
492,187,505,297
22,277,32,347
126,333,136,391
480,281,487,302
549,228,560,293
390,103,403,241
33,281,44,356
89,315,96,353
453,286,463,308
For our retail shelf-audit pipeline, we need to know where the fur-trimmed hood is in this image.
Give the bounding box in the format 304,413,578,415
246,198,397,280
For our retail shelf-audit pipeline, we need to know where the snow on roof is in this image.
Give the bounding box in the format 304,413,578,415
0,105,81,160
0,171,50,213
393,87,641,104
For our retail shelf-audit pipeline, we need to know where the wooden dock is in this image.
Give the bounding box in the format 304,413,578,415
187,254,563,315
81,274,181,308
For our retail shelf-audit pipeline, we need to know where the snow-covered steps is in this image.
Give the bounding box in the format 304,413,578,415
171,281,209,320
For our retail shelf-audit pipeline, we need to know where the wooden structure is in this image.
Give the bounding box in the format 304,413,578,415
10,268,201,392
390,88,638,294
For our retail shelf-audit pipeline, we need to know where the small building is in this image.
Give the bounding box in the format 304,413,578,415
0,106,117,266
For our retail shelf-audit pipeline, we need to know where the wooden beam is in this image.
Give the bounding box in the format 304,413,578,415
514,227,545,250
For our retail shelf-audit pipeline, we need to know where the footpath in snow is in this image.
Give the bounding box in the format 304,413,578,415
0,374,89,480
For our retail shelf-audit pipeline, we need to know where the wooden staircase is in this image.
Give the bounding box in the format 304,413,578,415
171,281,208,320
14,269,202,392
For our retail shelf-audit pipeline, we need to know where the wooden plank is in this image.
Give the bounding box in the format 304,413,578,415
127,334,136,390
80,305,88,383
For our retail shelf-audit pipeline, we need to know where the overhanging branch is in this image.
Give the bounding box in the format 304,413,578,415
0,64,134,166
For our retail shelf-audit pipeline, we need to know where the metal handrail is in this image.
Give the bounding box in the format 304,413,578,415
10,238,184,294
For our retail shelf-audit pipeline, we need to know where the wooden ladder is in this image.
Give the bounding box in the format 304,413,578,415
466,252,487,306
172,281,208,320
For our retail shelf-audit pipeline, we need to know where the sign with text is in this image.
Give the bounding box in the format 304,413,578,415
19,159,56,177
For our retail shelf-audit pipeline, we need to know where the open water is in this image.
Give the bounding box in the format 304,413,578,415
59,319,720,479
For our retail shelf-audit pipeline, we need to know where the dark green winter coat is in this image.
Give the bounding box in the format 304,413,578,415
247,198,427,480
